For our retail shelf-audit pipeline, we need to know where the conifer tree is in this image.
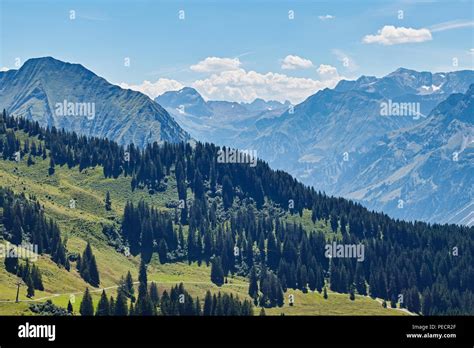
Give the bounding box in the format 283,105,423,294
78,242,100,287
203,291,212,316
136,260,153,316
80,288,94,316
248,267,259,300
31,264,44,291
105,191,112,211
67,300,73,314
26,274,35,298
210,256,224,286
114,291,128,316
150,282,160,307
96,290,110,316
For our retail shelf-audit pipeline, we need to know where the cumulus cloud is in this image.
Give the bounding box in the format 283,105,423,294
470,48,474,55
281,55,314,70
190,57,241,73
317,64,338,79
318,14,335,20
122,56,343,104
363,25,432,45
191,67,342,104
118,78,184,99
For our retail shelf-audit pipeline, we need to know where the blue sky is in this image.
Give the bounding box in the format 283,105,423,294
1,0,473,103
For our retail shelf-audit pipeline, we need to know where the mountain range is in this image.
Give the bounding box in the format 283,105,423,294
156,87,289,146
156,68,474,226
0,57,472,226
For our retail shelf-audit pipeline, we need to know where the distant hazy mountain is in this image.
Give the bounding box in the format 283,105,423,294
244,69,473,225
337,84,474,226
0,57,189,146
335,68,474,117
155,87,289,146
159,69,473,226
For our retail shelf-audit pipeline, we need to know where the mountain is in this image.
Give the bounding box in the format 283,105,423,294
161,69,473,226
337,84,474,226
155,88,288,146
335,68,474,116
240,98,291,113
227,69,474,225
0,57,189,147
155,87,213,117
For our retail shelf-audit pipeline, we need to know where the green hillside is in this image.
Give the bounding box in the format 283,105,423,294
0,129,408,316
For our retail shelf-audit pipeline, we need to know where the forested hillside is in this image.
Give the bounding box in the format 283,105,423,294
1,110,472,315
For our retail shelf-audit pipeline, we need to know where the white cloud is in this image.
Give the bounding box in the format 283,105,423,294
430,20,474,33
317,64,338,79
190,57,241,73
318,14,335,20
123,56,343,104
363,25,432,45
281,55,314,70
191,67,342,104
469,48,474,55
0,67,9,72
118,78,184,99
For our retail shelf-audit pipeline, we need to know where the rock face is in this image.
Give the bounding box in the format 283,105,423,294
0,57,189,147
337,84,474,226
158,70,473,226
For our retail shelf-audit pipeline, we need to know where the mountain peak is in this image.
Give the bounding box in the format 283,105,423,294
22,56,76,70
0,56,189,146
391,67,418,75
178,87,201,96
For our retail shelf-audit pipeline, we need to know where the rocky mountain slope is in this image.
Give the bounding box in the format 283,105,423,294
0,57,189,147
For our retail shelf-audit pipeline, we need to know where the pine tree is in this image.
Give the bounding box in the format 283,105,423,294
222,175,234,209
125,271,135,300
26,274,35,298
150,282,160,307
136,260,153,316
210,256,224,286
79,242,100,287
31,264,44,291
95,290,110,316
67,300,73,314
79,288,94,316
203,291,212,316
48,157,55,175
105,191,112,211
248,267,259,300
4,253,18,274
114,291,128,316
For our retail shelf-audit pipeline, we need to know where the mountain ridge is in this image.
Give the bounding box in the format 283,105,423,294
0,56,189,147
